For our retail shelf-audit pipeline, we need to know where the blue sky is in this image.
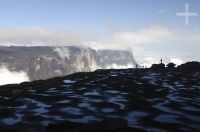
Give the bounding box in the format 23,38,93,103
0,0,199,30
0,0,200,66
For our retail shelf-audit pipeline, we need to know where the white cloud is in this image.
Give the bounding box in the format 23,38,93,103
0,27,87,46
170,58,184,66
54,47,71,60
140,57,160,68
0,26,199,67
113,26,171,45
0,26,171,48
0,66,30,85
105,63,134,69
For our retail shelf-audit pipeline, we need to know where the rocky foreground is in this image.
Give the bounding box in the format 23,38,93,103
0,68,200,131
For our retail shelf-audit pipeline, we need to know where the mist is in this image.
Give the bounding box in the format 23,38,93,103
54,47,71,60
105,63,134,69
0,66,30,85
0,26,199,66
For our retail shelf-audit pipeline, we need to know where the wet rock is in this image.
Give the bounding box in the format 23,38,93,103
45,118,144,132
0,67,199,131
150,63,165,70
177,61,200,71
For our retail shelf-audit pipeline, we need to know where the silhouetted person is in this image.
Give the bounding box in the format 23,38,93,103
135,64,138,69
151,59,166,70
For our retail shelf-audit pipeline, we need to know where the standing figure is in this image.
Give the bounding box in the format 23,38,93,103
160,58,163,64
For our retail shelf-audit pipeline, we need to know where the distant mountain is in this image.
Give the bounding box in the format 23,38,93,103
97,50,136,69
0,46,136,81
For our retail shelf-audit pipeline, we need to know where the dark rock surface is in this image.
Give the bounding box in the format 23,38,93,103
0,68,199,131
177,61,200,71
150,63,165,70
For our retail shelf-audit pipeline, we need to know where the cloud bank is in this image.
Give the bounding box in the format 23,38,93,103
0,66,30,85
0,26,199,67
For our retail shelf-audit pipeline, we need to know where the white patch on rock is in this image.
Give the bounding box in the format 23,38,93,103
63,80,76,84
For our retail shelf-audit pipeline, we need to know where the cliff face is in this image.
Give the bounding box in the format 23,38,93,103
97,50,136,69
0,46,136,81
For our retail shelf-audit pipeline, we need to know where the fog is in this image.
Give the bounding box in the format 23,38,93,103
0,26,199,67
0,66,30,85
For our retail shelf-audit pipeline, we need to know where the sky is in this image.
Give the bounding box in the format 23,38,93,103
0,0,200,66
